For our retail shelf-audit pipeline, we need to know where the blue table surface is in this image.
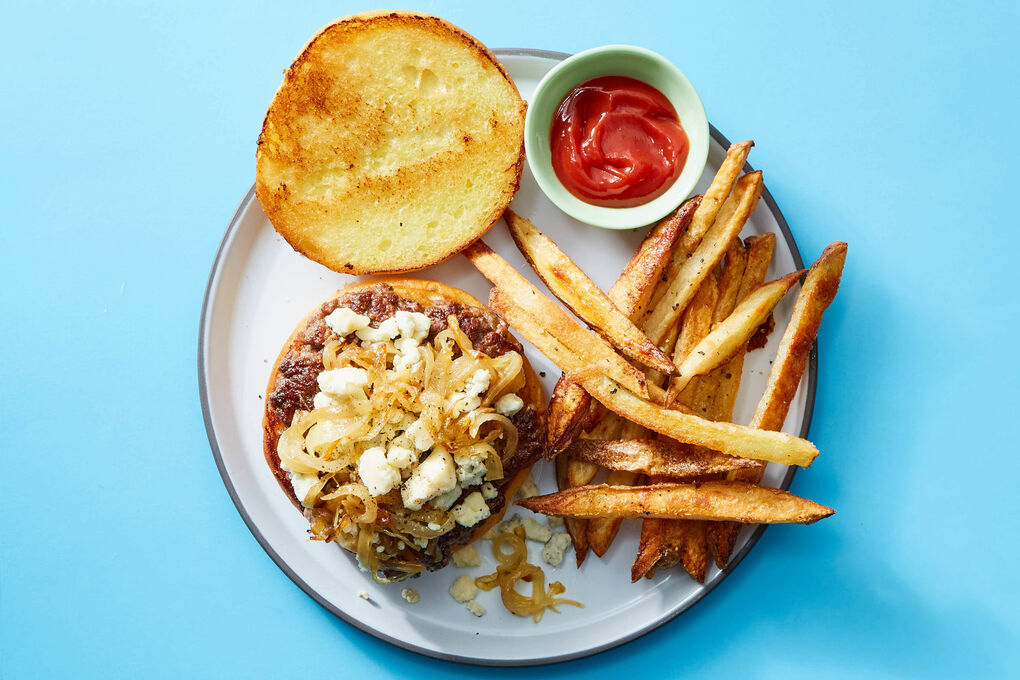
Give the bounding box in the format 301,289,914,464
2,1,1018,677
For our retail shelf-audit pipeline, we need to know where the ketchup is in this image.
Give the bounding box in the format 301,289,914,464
550,76,689,208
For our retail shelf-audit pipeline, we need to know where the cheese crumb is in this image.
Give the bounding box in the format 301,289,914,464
451,492,491,527
400,588,420,604
516,477,540,500
394,310,431,342
496,516,522,536
454,450,488,487
358,446,400,496
355,317,399,343
357,590,370,600
542,533,572,567
480,482,498,500
521,517,552,543
386,445,417,472
317,366,369,396
548,516,565,530
452,545,482,568
401,447,457,510
449,575,478,603
494,392,524,416
465,600,486,617
404,418,435,453
325,308,370,337
430,487,462,511
288,471,318,507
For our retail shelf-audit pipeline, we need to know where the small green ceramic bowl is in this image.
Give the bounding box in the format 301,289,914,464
524,45,709,230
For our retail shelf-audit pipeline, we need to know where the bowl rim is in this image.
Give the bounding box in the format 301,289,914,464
523,44,709,230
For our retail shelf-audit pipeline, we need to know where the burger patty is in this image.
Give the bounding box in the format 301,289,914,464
264,283,546,570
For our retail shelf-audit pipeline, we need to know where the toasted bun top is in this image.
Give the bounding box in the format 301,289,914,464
256,12,526,275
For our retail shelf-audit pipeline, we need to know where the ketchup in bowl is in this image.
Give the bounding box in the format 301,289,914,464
550,76,689,208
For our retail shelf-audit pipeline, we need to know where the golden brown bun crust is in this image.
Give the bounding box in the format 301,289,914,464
262,277,545,515
255,12,526,275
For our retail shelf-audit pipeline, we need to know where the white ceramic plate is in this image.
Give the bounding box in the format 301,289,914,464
199,49,814,666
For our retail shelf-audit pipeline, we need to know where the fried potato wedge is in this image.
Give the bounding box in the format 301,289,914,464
582,376,819,466
714,237,749,323
588,469,637,556
555,454,588,566
665,269,719,409
704,234,775,422
485,293,818,466
710,242,847,566
506,209,674,375
683,141,754,253
517,482,834,524
670,270,804,396
565,439,756,477
546,197,699,454
647,142,755,319
546,377,591,459
466,241,649,397
643,171,764,347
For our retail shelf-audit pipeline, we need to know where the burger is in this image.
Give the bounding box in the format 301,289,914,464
263,278,546,583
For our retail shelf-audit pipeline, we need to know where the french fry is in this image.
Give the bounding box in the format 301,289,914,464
647,142,754,322
565,439,757,477
582,375,818,466
517,482,835,524
586,370,667,557
506,209,674,375
642,171,764,348
632,518,666,581
682,141,754,253
465,241,649,398
709,242,847,566
665,270,719,409
669,270,804,396
546,197,699,454
588,469,637,556
490,287,818,465
643,270,727,581
547,378,591,459
555,454,588,566
703,234,775,422
714,237,749,323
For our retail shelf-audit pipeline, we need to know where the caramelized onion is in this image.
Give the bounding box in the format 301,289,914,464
476,528,583,622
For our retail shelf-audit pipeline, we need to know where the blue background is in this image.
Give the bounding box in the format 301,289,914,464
2,1,1018,677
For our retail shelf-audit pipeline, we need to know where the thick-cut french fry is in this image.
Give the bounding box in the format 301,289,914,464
517,482,835,524
643,172,764,347
546,197,699,454
710,242,847,566
646,269,730,581
555,455,588,566
488,291,818,466
466,241,649,398
588,469,637,556
714,237,749,323
582,376,819,466
670,270,804,395
506,210,674,375
665,271,719,409
682,141,754,253
565,439,756,477
649,142,754,317
632,518,666,581
547,378,590,459
703,234,775,422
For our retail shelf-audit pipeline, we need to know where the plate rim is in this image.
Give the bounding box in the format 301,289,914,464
197,47,815,667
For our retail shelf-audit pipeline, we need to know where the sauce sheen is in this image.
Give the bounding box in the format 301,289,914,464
550,76,689,208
